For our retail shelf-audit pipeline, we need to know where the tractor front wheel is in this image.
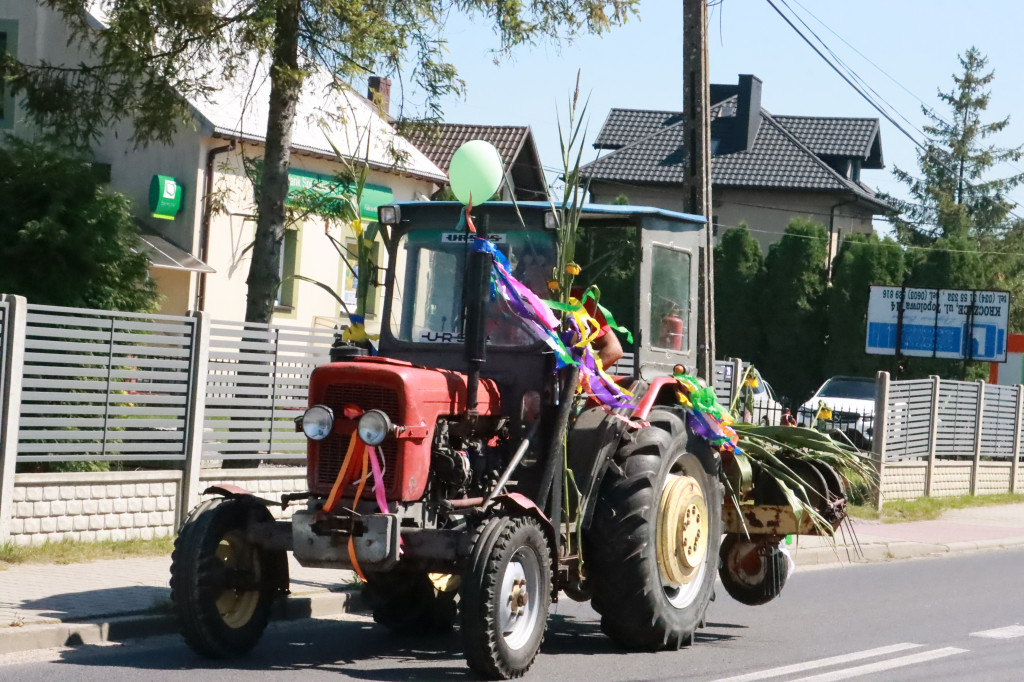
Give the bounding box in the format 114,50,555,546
170,497,285,658
587,409,723,650
460,516,552,679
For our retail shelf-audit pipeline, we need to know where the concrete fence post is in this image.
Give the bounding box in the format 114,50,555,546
1011,384,1023,495
873,370,890,511
970,379,985,496
179,311,211,529
925,375,941,497
0,295,27,543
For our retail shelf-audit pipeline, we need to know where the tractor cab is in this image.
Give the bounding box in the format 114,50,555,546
376,201,705,399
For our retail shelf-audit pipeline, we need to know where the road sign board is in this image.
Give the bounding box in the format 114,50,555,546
866,286,1009,362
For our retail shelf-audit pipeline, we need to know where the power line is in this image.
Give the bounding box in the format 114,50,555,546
763,0,1024,222
786,0,1024,181
777,0,928,145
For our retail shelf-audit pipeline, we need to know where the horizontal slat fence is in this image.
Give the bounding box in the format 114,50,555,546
202,320,335,461
935,380,980,458
981,384,1018,459
883,379,933,462
878,373,1023,505
17,305,196,462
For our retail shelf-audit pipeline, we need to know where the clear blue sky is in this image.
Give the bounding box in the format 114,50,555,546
411,0,1024,230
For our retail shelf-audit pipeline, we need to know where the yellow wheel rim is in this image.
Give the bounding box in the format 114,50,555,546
657,474,709,587
214,531,260,629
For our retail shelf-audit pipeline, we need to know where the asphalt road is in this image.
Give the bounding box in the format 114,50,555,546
3,548,1023,681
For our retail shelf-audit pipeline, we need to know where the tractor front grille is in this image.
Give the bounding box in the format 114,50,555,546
315,384,401,496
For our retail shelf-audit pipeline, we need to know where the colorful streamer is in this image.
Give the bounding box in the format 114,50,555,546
471,237,634,409
674,370,742,455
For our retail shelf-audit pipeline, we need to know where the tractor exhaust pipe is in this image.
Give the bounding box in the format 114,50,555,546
463,214,490,414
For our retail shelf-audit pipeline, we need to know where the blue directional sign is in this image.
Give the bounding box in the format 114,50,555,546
865,286,1009,362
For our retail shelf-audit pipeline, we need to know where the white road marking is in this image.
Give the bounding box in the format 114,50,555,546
790,647,967,682
712,643,922,682
971,625,1024,639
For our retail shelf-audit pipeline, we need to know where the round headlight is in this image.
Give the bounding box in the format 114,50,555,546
301,405,334,440
358,409,392,446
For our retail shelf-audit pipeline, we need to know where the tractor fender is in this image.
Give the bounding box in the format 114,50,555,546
203,483,254,498
567,405,630,531
490,493,560,572
202,484,280,508
631,376,682,419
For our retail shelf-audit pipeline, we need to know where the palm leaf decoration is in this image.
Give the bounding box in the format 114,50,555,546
724,366,877,538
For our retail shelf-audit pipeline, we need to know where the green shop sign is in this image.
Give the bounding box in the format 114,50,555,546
287,169,393,221
149,175,183,220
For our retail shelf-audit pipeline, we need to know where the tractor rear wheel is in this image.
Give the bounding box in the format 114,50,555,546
587,408,722,650
170,497,285,658
718,534,789,606
362,571,457,634
460,515,552,679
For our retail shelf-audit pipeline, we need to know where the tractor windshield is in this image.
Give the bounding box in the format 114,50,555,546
392,228,557,347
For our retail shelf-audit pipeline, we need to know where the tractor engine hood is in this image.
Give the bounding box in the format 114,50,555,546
305,356,502,501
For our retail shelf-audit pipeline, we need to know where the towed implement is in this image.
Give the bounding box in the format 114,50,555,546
170,201,851,679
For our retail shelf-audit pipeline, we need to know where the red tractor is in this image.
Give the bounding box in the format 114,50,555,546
170,201,846,679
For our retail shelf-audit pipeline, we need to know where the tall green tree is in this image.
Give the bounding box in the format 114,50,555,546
886,47,1024,244
756,218,828,403
2,0,638,323
0,139,158,311
714,223,764,362
827,233,905,378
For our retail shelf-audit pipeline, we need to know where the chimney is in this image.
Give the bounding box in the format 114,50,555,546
368,76,391,116
735,74,762,152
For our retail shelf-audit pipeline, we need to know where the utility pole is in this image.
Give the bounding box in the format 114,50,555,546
683,0,715,381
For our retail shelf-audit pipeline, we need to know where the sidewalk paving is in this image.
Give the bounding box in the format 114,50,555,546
3,503,1024,655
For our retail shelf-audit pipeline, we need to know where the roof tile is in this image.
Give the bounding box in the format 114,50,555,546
772,115,878,157
404,124,531,172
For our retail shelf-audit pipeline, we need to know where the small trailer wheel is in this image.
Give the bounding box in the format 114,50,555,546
718,534,789,606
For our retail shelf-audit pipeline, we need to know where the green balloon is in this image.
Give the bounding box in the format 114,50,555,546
448,140,504,205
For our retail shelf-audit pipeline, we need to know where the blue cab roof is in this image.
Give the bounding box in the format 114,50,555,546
392,200,706,225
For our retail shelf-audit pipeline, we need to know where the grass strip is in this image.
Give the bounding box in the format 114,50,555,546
0,536,174,568
849,492,1024,523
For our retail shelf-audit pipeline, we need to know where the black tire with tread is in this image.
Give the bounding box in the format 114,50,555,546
170,497,283,658
718,534,789,606
461,516,552,680
586,407,723,650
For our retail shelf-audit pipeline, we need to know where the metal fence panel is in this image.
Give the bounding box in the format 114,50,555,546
17,304,196,462
981,383,1017,459
935,380,980,458
885,379,933,461
713,360,738,405
202,320,334,461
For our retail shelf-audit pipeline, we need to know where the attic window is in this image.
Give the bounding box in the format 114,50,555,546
851,160,862,182
710,138,721,155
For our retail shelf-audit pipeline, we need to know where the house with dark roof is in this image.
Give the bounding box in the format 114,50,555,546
1,4,445,332
405,124,548,201
582,75,889,253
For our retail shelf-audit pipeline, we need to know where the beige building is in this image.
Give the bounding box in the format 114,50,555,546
0,2,445,333
582,75,889,257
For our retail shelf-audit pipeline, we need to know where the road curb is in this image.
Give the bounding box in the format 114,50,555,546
792,535,1024,568
0,588,365,657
